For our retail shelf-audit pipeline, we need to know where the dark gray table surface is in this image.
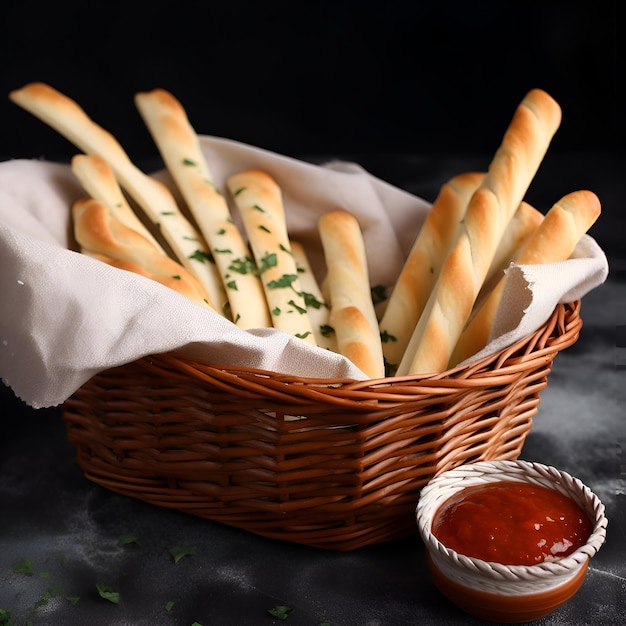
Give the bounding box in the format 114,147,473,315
1,152,624,625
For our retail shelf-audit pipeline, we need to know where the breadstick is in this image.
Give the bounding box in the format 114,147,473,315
9,82,226,313
379,171,484,372
318,210,385,379
290,240,337,351
71,153,164,251
226,169,316,344
396,88,562,375
449,189,601,366
134,88,271,329
474,200,544,311
72,197,213,308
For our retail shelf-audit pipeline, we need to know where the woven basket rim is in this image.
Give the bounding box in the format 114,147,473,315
416,458,608,581
140,301,582,399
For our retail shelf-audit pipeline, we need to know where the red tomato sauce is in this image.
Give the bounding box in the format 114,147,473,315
431,480,593,565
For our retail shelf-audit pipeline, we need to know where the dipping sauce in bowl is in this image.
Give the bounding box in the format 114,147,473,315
416,460,608,623
431,480,593,566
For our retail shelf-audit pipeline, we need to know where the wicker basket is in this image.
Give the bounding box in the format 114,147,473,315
62,300,582,551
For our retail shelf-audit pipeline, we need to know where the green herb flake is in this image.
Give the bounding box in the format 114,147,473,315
182,158,197,166
96,583,120,604
302,291,324,309
34,586,62,609
38,571,49,578
320,324,335,337
13,558,33,575
165,600,175,612
172,274,181,280
279,243,293,256
272,307,281,316
258,252,278,274
169,546,196,564
216,228,226,235
213,248,233,254
258,225,271,233
233,186,246,196
0,609,11,624
371,284,387,305
120,534,141,546
267,274,298,289
380,330,397,343
189,249,215,264
66,596,80,606
287,299,307,315
253,204,265,212
267,605,293,620
227,280,238,290
295,331,312,339
160,211,176,216
228,256,256,275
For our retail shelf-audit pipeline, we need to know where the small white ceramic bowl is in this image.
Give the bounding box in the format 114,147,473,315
416,459,608,623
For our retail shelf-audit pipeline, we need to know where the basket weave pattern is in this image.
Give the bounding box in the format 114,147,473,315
62,301,581,550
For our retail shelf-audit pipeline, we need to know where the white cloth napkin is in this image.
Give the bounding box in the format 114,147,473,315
0,136,608,408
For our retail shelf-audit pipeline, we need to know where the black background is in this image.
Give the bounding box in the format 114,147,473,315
0,1,621,165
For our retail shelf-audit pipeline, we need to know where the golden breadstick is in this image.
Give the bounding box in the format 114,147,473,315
134,88,271,328
319,210,385,379
9,82,225,313
290,240,337,351
72,197,213,308
226,169,316,343
474,200,544,311
449,189,601,366
71,153,164,251
379,171,484,372
397,88,562,375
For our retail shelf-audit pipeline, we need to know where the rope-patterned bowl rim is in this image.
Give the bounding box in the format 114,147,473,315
415,459,608,595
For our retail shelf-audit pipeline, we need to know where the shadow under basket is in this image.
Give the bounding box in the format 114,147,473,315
62,301,582,551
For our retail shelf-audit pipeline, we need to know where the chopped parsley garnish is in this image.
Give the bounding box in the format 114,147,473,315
287,299,307,315
267,274,298,289
267,605,293,620
320,324,335,337
228,256,256,275
13,559,33,575
371,284,387,305
259,225,271,233
226,280,238,290
233,186,246,196
96,583,120,604
302,291,324,309
380,330,397,343
119,534,141,546
295,331,312,339
165,600,175,612
213,248,233,254
253,204,265,212
258,252,278,274
189,249,215,264
169,546,196,564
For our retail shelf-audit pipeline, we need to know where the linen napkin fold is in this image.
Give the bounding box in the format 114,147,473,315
0,136,608,408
